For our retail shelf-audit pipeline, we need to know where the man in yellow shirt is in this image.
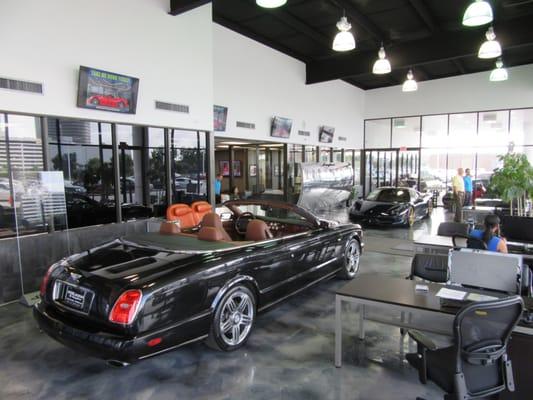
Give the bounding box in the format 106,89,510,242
451,168,465,222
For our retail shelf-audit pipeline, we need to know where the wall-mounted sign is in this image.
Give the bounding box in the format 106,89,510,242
77,66,139,114
338,136,347,142
298,130,310,137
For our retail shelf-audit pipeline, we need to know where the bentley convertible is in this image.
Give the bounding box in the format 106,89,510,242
349,186,433,227
34,200,363,365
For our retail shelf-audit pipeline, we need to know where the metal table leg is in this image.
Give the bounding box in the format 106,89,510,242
335,295,342,367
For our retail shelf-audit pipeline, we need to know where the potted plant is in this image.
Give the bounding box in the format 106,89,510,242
489,152,533,217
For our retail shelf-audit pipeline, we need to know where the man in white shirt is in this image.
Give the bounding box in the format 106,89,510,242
451,168,465,222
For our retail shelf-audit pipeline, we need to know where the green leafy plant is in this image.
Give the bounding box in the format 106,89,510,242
489,153,533,216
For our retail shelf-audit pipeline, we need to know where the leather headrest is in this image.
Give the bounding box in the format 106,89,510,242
159,221,180,235
195,203,212,213
198,226,224,242
166,204,192,221
246,219,273,241
202,212,223,228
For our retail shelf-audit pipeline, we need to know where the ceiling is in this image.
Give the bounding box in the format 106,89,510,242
211,0,533,90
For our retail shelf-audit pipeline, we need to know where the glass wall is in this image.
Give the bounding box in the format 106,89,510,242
365,108,533,203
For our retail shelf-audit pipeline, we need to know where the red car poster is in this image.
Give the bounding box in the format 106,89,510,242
77,66,139,114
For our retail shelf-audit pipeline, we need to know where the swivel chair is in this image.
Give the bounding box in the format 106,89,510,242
406,296,524,400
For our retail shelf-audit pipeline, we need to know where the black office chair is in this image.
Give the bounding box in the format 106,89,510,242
438,222,469,238
406,296,524,400
407,253,448,283
451,234,487,250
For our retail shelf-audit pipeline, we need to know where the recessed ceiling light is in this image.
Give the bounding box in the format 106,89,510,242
218,141,252,146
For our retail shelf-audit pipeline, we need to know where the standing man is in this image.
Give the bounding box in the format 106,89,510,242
463,168,473,207
451,168,465,222
215,173,223,204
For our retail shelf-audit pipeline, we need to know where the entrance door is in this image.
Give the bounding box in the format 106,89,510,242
363,149,421,196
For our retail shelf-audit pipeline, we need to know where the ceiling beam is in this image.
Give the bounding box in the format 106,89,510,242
329,0,385,42
169,0,211,16
451,59,467,74
408,0,438,33
212,13,311,63
306,16,533,84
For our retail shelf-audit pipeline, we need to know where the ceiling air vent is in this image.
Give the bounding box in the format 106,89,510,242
236,121,255,129
0,77,43,94
155,101,189,113
298,130,310,137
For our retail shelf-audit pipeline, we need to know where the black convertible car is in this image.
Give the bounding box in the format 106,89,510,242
34,200,363,365
349,186,433,227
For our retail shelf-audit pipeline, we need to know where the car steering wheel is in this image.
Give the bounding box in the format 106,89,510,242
235,211,254,235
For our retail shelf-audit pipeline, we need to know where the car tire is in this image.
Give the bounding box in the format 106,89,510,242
91,99,99,105
118,102,125,109
206,285,256,352
404,206,415,228
338,238,361,280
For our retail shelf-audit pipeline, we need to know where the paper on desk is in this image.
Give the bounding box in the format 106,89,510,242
436,288,467,300
466,293,498,302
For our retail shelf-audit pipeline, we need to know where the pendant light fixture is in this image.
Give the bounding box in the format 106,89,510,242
372,44,391,74
462,0,493,27
256,0,287,8
402,70,417,92
478,26,501,59
332,11,356,52
489,58,508,82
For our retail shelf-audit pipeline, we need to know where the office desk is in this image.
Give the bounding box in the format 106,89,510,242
414,234,533,261
334,275,533,399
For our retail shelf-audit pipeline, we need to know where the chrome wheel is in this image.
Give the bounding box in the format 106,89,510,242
345,240,360,277
219,289,254,347
407,207,415,227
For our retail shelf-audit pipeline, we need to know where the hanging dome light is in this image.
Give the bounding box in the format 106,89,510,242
402,69,418,92
372,45,391,74
256,0,287,8
463,0,493,27
490,58,508,82
478,26,501,59
332,16,356,52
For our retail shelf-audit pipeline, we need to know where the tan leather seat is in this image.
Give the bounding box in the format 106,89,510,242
245,219,273,241
159,221,180,235
198,226,225,242
201,212,232,241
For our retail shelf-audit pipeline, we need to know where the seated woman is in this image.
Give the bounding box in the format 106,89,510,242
469,214,508,253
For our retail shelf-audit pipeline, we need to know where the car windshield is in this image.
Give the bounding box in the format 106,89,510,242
234,204,309,223
366,188,410,203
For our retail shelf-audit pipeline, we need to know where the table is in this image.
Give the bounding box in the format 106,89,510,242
414,234,533,261
334,275,533,399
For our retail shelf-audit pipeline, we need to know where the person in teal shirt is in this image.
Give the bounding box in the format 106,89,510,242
470,214,508,253
215,174,222,204
463,168,473,206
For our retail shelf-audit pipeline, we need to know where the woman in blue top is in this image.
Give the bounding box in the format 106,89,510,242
470,214,508,253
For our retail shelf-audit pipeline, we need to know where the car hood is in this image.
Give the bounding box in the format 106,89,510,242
352,200,408,215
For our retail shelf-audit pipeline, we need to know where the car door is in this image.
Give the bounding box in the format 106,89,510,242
409,189,425,218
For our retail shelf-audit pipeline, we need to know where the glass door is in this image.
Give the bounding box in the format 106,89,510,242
364,149,398,196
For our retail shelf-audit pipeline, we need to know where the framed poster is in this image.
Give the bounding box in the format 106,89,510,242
271,116,293,138
213,105,228,132
219,160,230,177
249,164,257,177
232,160,241,177
319,126,335,143
77,66,139,114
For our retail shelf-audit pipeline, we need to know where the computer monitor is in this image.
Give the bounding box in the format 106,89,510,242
448,248,522,294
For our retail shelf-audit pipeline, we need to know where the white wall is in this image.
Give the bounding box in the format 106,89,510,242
0,0,213,131
213,23,365,149
365,64,533,119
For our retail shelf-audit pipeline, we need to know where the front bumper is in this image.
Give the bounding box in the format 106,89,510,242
349,212,406,226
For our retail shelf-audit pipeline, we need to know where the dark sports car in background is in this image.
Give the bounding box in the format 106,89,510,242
63,193,152,228
34,200,363,365
349,186,432,227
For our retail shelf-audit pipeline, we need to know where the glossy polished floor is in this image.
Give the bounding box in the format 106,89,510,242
0,209,450,400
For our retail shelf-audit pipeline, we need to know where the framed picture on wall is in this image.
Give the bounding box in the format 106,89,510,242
319,126,335,143
213,105,228,132
232,160,241,177
249,164,257,177
219,160,230,177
